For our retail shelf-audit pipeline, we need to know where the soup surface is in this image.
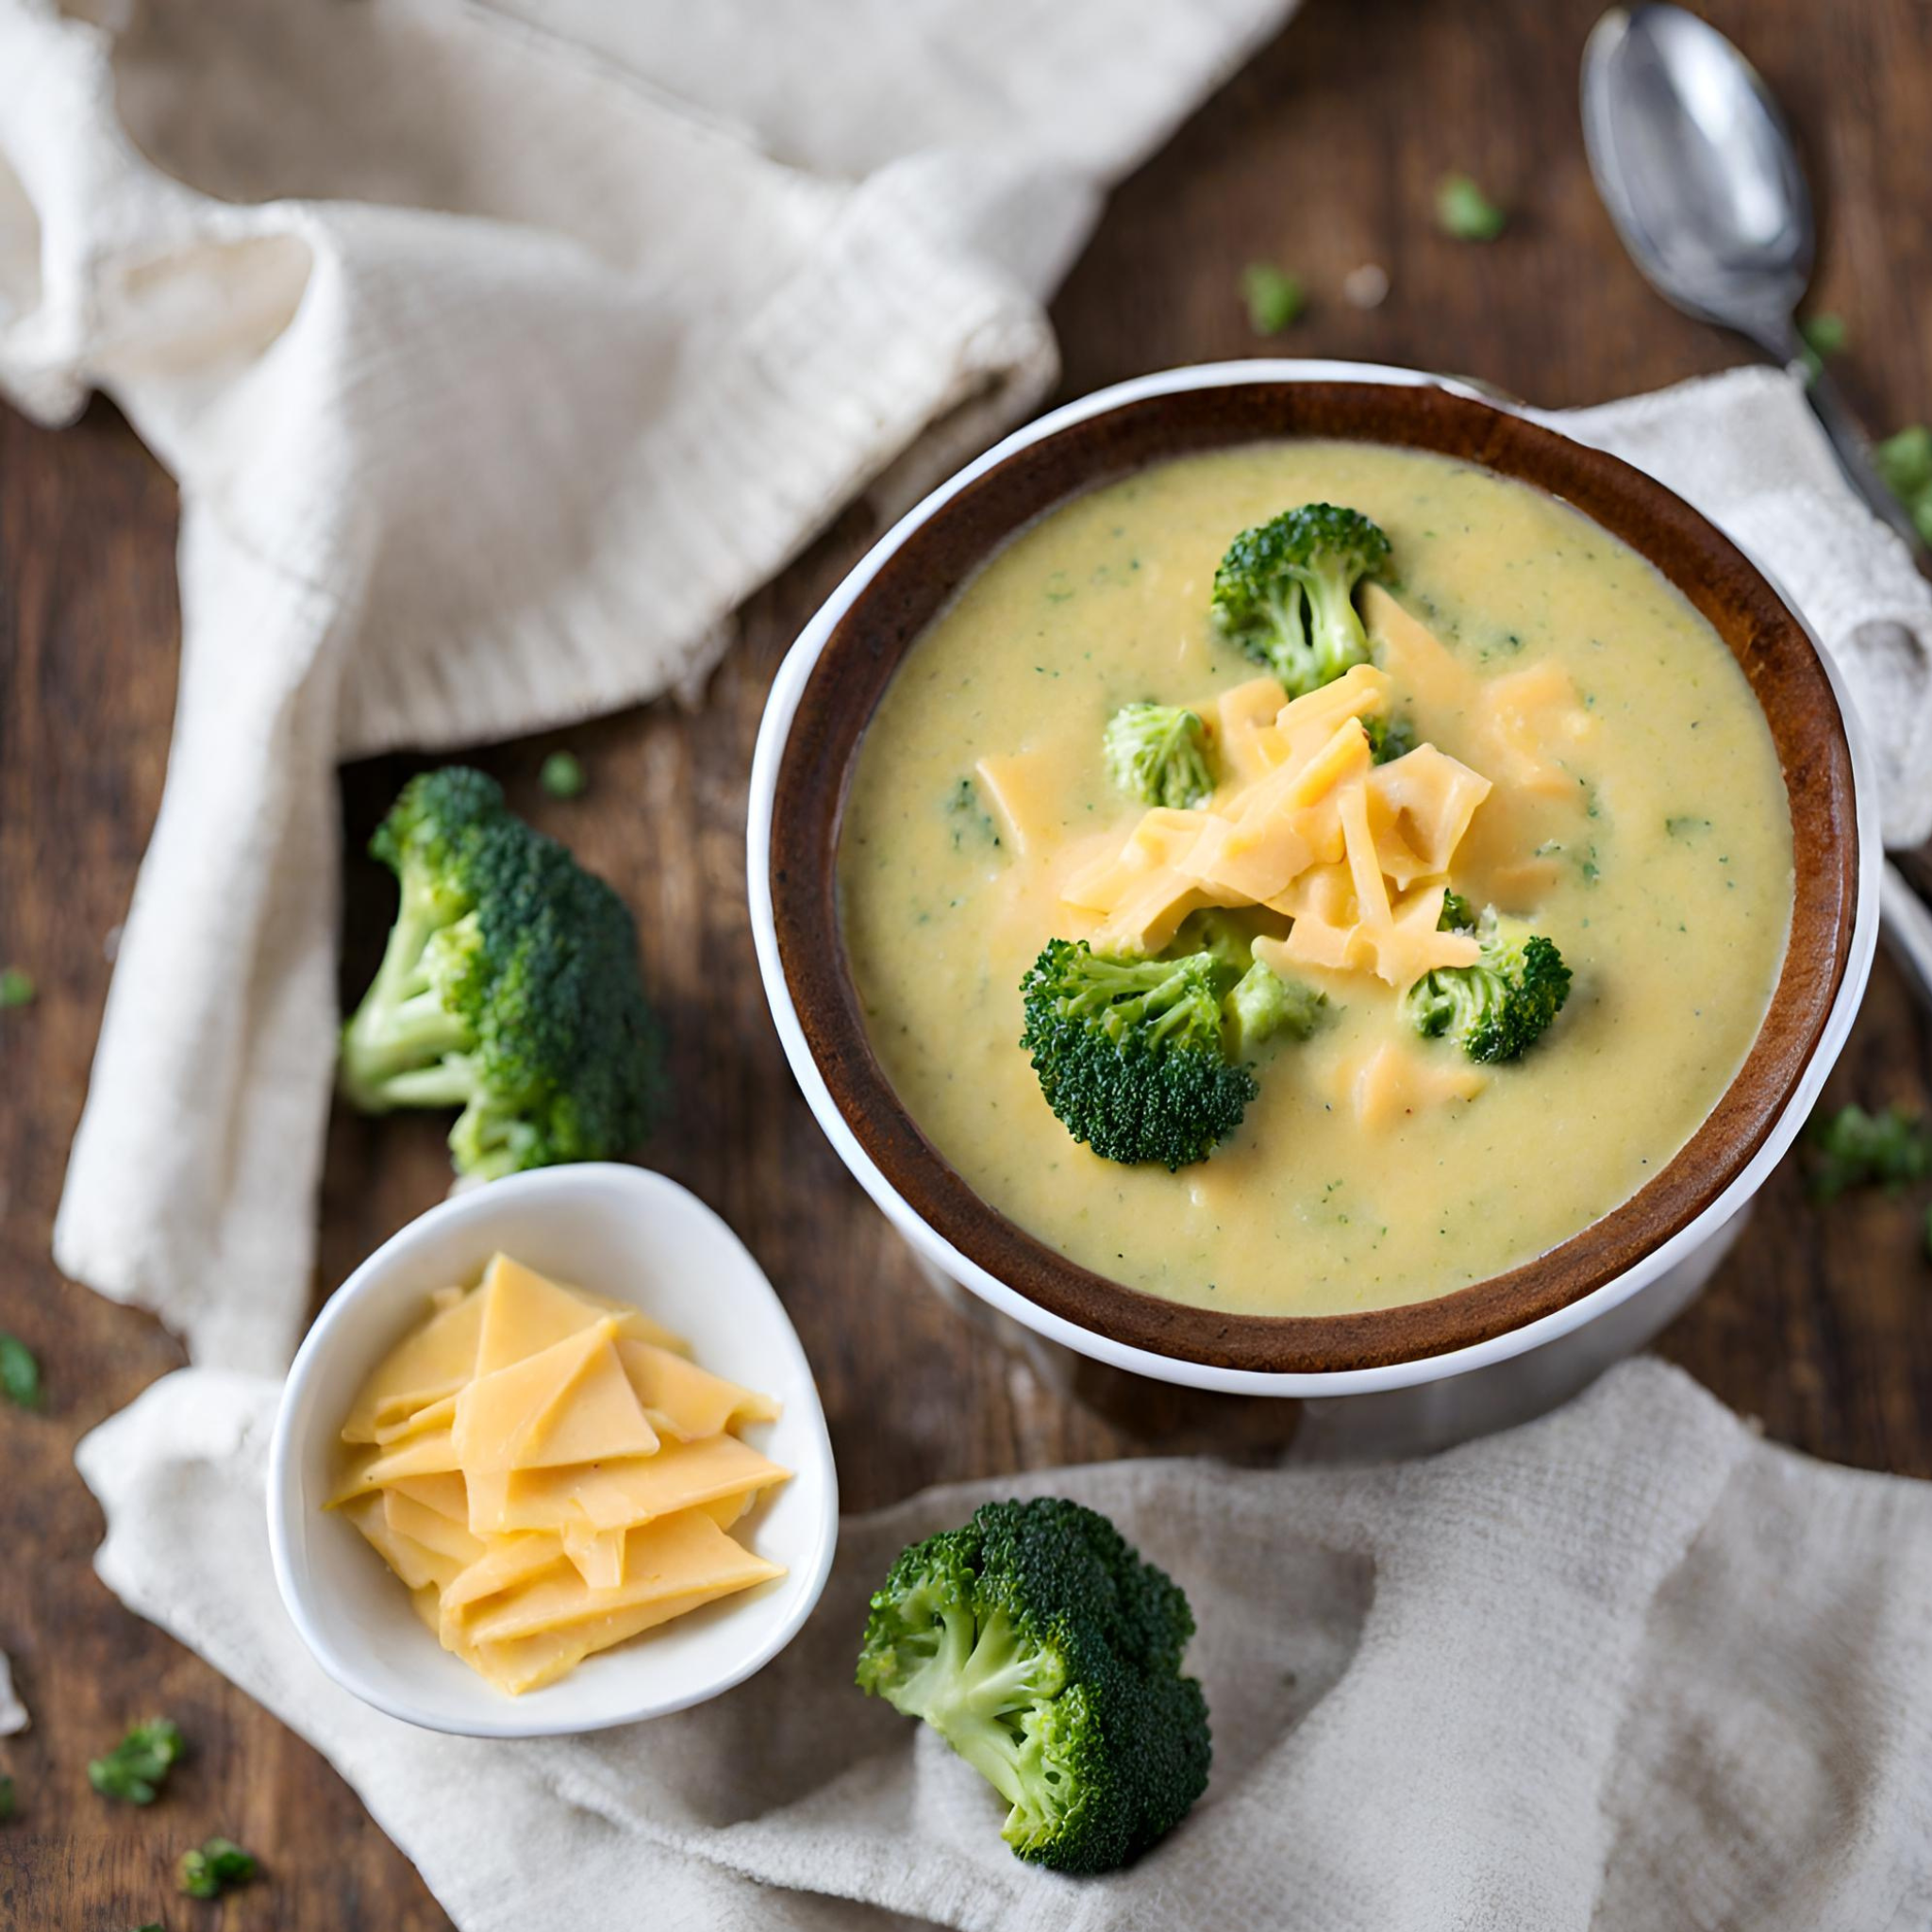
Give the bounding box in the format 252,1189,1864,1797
837,441,1794,1318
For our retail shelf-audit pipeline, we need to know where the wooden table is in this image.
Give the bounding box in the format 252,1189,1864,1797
6,1,1930,1923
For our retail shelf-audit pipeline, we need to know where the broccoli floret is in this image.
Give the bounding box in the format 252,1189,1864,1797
1365,712,1416,764
1170,908,1257,974
1210,503,1392,698
1019,940,1255,1169
856,1497,1210,1874
1165,915,1325,1058
1438,890,1475,933
1405,910,1571,1062
339,767,665,1180
1223,958,1325,1059
1103,704,1214,809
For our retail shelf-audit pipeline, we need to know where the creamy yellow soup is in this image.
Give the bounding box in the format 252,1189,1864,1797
837,441,1793,1318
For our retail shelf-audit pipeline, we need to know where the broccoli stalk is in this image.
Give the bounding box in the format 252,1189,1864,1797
1102,704,1214,809
1210,503,1392,698
857,1497,1211,1874
1405,909,1571,1062
1019,941,1256,1168
339,767,664,1180
339,912,481,1109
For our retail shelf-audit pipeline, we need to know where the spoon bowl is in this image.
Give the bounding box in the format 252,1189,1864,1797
1582,5,1811,351
1583,2,1923,550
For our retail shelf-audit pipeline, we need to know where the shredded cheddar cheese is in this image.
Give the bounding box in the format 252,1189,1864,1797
329,1255,786,1695
1062,647,1500,989
1051,597,1597,1027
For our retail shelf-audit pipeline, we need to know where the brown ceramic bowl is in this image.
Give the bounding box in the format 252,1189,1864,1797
748,362,1877,1395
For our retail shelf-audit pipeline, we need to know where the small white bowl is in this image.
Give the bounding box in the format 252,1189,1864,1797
267,1163,838,1738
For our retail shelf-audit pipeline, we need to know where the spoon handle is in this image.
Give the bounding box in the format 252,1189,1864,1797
1781,344,1926,555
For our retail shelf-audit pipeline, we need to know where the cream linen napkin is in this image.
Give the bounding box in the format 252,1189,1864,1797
73,1359,1932,1930
0,0,1297,1371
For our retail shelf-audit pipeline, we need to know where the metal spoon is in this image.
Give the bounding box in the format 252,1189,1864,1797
1581,4,1922,550
1584,3,1932,1008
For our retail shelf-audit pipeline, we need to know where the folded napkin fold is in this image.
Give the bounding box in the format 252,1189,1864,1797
74,1359,1932,1930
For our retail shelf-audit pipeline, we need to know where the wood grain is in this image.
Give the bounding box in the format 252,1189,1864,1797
4,0,1929,1924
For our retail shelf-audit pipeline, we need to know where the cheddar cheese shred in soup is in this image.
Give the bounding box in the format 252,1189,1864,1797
837,441,1794,1319
329,1254,787,1694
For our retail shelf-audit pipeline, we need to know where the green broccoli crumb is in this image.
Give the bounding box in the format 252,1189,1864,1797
1437,891,1474,934
177,1837,258,1900
945,776,1002,849
0,967,35,1009
539,751,587,799
1797,313,1846,381
856,1497,1210,1873
1241,263,1305,336
1806,1103,1932,1200
1801,313,1846,357
1435,173,1507,241
0,1332,41,1409
89,1720,185,1806
1875,425,1932,543
0,1775,15,1822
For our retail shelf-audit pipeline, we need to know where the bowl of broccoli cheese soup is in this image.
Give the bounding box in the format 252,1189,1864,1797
749,362,1877,1400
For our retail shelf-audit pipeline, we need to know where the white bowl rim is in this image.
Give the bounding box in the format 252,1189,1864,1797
266,1161,840,1738
745,357,1882,1399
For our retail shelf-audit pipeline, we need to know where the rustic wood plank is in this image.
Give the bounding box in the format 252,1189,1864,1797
4,0,1930,1923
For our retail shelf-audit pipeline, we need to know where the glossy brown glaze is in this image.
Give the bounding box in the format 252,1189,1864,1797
768,378,1860,1373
